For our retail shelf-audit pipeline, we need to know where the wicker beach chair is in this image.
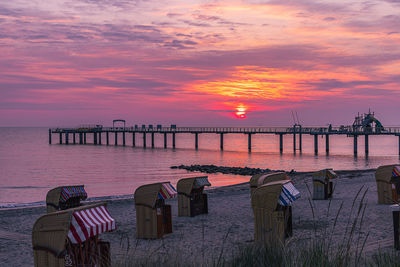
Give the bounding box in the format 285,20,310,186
32,202,116,267
177,176,211,217
376,165,400,204
134,182,177,239
251,180,300,245
46,185,87,213
250,172,290,196
312,169,337,200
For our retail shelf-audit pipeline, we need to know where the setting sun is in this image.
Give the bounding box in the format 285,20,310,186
235,103,247,119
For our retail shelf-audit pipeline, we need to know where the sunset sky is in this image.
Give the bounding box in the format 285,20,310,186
1,0,400,127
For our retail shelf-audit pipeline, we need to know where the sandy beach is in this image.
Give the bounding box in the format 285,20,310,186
0,169,397,266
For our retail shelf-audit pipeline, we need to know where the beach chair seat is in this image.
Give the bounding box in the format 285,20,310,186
312,169,337,200
376,165,400,204
177,176,211,217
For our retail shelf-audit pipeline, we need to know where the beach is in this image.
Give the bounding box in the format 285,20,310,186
0,169,396,266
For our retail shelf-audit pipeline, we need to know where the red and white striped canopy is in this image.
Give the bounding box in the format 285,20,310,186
68,205,116,244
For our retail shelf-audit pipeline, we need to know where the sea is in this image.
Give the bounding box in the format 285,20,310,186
1,127,399,208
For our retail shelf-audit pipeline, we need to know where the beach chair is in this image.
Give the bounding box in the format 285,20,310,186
376,165,400,204
177,176,211,217
391,204,400,250
134,182,177,239
312,169,337,200
250,172,290,196
32,202,116,267
251,180,300,245
46,185,87,213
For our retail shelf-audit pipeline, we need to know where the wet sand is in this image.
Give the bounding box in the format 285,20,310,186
0,169,396,266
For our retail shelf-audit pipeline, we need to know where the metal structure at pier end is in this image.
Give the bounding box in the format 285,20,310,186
49,111,400,156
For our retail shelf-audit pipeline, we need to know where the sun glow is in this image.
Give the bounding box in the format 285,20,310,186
235,103,247,119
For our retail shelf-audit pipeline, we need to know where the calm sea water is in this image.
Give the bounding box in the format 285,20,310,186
1,127,399,208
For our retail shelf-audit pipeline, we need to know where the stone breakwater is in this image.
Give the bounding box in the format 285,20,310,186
170,164,287,176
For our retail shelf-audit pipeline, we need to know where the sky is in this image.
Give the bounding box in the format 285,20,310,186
0,0,400,127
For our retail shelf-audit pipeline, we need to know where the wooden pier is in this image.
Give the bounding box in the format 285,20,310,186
49,124,400,155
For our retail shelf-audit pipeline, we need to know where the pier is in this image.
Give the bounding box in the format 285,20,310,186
49,124,400,155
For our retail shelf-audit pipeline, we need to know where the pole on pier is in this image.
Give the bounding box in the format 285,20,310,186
172,133,176,149
325,134,330,154
79,133,83,144
195,133,198,150
314,134,318,155
353,135,358,156
365,134,369,155
132,132,135,147
123,131,126,146
59,133,62,144
98,132,101,145
93,132,97,145
48,129,52,144
84,133,86,144
106,132,109,145
164,133,167,148
279,134,283,153
73,133,76,144
143,132,147,148
115,132,118,146
151,133,155,148
220,133,224,150
248,133,252,151
65,132,69,145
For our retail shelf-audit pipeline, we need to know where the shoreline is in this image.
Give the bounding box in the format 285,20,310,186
0,168,376,211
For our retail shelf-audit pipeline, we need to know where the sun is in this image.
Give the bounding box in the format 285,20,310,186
234,104,247,119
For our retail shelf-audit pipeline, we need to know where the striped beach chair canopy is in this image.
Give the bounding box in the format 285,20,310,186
278,182,301,206
393,166,400,177
193,177,211,189
68,205,116,244
158,183,178,200
135,182,177,208
60,185,88,202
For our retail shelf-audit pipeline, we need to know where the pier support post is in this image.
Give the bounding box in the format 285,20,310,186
79,133,83,144
115,132,118,146
73,133,76,144
84,133,86,144
49,129,52,144
220,133,224,150
325,134,330,154
65,132,69,145
195,133,198,150
164,133,167,148
353,135,358,155
365,135,369,155
248,133,252,151
106,132,109,145
143,132,146,148
314,134,318,155
279,134,283,153
172,133,176,149
59,133,62,144
98,132,101,145
132,132,135,147
151,133,155,148
93,132,97,145
293,132,296,153
299,132,302,152
123,132,126,146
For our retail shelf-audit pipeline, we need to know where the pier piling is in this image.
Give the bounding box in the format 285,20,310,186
248,133,252,151
106,132,109,145
314,135,318,155
325,134,329,154
73,133,76,144
65,132,69,145
84,133,86,144
48,129,52,144
279,134,283,153
151,133,155,148
293,132,296,153
365,135,369,155
143,132,146,148
172,133,176,148
123,131,126,146
164,133,167,148
79,133,83,144
220,133,224,150
59,133,62,144
299,132,302,151
195,133,198,150
353,135,358,155
98,132,101,145
115,132,118,146
132,132,135,147
93,132,97,145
